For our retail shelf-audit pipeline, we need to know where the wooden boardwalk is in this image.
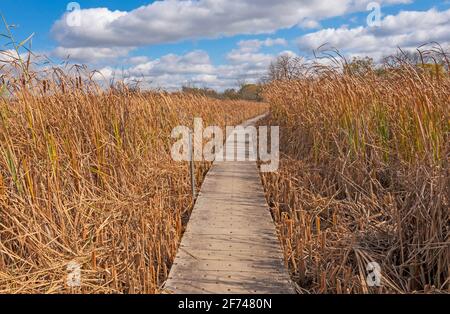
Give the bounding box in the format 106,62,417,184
164,115,294,294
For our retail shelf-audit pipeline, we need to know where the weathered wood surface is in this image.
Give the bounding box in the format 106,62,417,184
164,114,295,294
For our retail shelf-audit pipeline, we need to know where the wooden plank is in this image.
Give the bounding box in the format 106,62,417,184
164,114,295,294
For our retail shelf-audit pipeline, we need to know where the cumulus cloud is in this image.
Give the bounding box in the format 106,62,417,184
127,56,150,65
93,41,291,91
92,50,217,90
225,37,288,67
298,19,321,29
51,0,409,49
226,50,273,65
48,0,442,90
296,8,450,60
128,50,214,77
236,38,288,53
52,46,133,63
222,38,292,85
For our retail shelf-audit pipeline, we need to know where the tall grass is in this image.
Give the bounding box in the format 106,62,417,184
0,61,266,293
261,53,449,293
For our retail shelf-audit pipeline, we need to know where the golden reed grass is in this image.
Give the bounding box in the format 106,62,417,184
261,56,449,294
0,64,267,293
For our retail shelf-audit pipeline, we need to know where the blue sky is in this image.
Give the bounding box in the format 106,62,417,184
1,0,449,90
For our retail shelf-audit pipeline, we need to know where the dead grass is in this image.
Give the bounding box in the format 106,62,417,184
261,54,449,294
0,63,267,293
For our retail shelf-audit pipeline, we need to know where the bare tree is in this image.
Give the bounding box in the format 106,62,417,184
267,54,304,81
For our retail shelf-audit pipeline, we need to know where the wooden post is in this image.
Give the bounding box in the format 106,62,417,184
189,130,196,199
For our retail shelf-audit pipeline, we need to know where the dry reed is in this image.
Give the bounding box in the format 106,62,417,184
0,61,266,293
261,52,449,294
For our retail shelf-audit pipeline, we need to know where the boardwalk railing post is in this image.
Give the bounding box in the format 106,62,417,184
189,129,196,199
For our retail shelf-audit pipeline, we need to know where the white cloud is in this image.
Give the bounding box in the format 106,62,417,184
92,66,115,82
296,8,450,60
48,1,443,90
97,50,217,90
71,50,217,86
278,50,300,58
226,51,273,65
52,46,133,63
236,38,288,54
262,38,289,47
299,19,321,29
94,41,289,91
222,38,290,85
129,51,214,76
51,0,409,49
127,56,150,65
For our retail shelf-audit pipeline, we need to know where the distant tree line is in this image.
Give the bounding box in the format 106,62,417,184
181,46,448,101
264,49,449,82
182,83,263,102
